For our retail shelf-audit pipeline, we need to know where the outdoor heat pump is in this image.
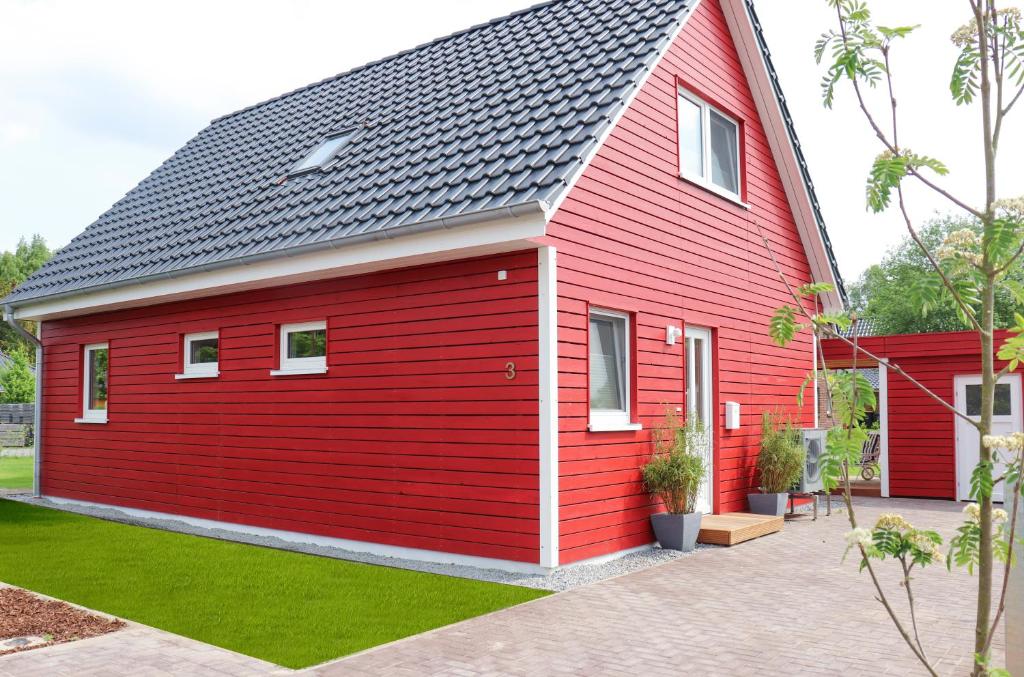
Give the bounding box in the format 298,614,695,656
798,429,828,493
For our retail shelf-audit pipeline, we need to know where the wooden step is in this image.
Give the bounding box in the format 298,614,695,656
698,512,784,546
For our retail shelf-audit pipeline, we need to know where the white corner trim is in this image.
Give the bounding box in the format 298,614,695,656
538,246,559,569
587,422,644,432
269,367,329,377
13,211,548,321
174,371,220,380
878,359,890,498
73,416,107,424
41,495,550,574
543,0,702,220
719,0,843,314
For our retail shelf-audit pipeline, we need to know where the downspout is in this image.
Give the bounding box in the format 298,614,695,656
4,305,42,498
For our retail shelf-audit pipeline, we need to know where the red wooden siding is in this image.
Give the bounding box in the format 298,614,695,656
545,0,816,564
823,330,1017,500
39,251,541,563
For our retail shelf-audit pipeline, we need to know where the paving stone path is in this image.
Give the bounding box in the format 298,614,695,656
0,497,1007,676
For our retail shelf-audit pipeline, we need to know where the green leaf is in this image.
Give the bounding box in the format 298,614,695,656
970,460,994,501
951,46,980,105
797,282,835,297
866,153,908,212
878,25,919,39
770,306,802,347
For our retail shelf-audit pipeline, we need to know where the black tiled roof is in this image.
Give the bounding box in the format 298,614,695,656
5,0,693,304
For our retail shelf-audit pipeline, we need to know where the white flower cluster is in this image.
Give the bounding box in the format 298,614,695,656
936,228,982,264
982,432,1024,451
963,503,1010,523
845,527,873,548
875,513,913,531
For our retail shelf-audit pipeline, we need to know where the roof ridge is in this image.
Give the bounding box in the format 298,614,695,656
211,0,567,125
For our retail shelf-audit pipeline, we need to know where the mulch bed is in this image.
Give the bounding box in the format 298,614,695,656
0,587,124,656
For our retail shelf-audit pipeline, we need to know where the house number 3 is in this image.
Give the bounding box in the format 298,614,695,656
505,362,516,380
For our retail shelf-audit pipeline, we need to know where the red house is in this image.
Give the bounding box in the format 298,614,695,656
822,330,1020,504
3,0,844,571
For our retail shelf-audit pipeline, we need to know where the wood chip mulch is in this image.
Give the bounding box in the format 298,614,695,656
0,587,125,656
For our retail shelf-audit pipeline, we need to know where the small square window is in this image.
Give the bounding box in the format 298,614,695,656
177,331,219,379
677,88,743,201
272,321,327,376
965,383,1012,416
76,343,109,423
588,309,638,432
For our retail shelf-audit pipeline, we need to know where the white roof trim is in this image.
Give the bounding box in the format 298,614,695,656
720,0,844,313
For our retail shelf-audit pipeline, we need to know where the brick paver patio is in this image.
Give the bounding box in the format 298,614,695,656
0,497,1008,676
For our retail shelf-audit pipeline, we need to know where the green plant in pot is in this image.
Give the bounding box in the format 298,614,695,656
748,410,804,516
642,410,707,551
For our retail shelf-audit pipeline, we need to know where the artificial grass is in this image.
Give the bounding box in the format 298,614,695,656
0,457,33,490
0,500,548,668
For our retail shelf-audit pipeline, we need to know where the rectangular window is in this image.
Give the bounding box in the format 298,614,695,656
678,88,743,201
966,383,1012,417
77,343,109,423
177,331,219,379
588,309,638,431
272,321,327,375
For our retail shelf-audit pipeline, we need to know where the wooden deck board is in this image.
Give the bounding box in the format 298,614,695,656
698,512,784,546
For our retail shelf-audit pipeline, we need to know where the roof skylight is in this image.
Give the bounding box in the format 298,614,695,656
291,131,353,174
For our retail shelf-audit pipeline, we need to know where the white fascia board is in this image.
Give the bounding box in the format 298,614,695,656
719,0,844,314
14,209,547,321
543,0,702,219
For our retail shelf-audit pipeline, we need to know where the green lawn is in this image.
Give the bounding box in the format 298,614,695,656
0,456,33,489
0,500,548,668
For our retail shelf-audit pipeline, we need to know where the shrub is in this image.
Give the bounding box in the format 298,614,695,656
642,410,707,514
0,348,34,404
757,410,804,493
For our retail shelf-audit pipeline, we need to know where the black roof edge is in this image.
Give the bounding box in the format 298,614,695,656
743,0,848,306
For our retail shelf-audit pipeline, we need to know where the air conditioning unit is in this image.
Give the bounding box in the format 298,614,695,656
798,429,828,493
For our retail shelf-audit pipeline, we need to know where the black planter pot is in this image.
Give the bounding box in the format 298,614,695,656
650,511,703,552
747,492,788,516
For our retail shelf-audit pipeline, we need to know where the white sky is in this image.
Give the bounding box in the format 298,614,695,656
1,0,1021,283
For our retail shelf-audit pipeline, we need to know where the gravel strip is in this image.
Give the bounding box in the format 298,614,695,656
0,587,124,656
6,496,708,592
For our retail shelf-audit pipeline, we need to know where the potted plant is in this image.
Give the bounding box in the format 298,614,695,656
748,410,805,516
641,410,707,551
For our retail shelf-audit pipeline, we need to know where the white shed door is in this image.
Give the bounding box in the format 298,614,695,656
954,373,1021,503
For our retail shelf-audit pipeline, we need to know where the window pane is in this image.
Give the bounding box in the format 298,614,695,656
590,316,625,411
189,338,219,364
995,383,1012,415
294,134,351,172
966,384,981,416
690,337,705,424
88,348,108,411
678,97,703,177
709,110,739,194
287,329,326,359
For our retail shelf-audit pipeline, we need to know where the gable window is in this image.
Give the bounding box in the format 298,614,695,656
290,131,353,175
271,321,328,375
76,343,109,423
588,309,640,431
176,331,219,379
677,88,742,201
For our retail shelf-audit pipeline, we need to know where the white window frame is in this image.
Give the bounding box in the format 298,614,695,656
176,331,220,379
588,308,640,432
271,320,328,376
677,88,746,206
76,342,109,424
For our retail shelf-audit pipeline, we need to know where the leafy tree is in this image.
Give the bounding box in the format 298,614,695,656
766,2,1024,675
0,235,52,359
0,348,34,404
849,215,1024,334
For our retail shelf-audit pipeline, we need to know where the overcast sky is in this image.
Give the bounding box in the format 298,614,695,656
1,0,1021,283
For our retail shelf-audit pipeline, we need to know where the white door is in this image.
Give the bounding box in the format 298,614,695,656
685,326,714,514
954,373,1021,502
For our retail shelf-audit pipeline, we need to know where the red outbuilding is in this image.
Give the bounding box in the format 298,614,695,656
4,0,845,570
822,330,1019,503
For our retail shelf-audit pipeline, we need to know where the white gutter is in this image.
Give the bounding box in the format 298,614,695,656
3,305,42,498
